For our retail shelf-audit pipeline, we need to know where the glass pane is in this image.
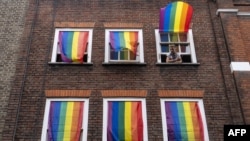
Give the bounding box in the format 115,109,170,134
160,33,169,42
179,33,187,42
169,33,178,42
120,49,129,60
161,45,169,53
180,45,186,53
129,51,136,60
110,50,118,60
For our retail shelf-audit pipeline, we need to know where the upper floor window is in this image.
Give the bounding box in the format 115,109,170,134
155,29,197,63
41,98,89,141
156,1,197,64
160,99,209,141
104,29,145,64
50,28,93,64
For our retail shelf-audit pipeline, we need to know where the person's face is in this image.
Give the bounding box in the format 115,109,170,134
170,47,175,53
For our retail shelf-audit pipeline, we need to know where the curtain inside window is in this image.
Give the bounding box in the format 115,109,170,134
159,1,193,33
165,101,204,141
110,31,138,53
59,31,89,63
48,101,84,141
107,101,143,141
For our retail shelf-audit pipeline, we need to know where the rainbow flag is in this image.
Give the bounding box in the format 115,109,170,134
159,1,193,32
165,101,204,141
59,31,89,62
107,101,143,141
48,101,84,141
110,31,138,53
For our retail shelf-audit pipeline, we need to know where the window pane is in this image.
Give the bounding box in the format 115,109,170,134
169,33,178,42
181,45,191,53
181,55,192,63
160,33,169,42
161,45,169,53
179,33,187,42
110,50,119,60
129,51,136,60
120,49,129,60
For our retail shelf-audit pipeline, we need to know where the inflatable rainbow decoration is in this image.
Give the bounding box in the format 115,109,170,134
159,1,193,33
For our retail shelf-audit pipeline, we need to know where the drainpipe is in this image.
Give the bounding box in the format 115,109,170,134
13,0,40,140
215,8,246,124
32,0,57,140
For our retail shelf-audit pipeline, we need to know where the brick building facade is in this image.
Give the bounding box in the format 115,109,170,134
1,0,250,140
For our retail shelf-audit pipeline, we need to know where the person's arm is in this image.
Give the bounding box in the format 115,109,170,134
166,55,174,63
175,54,182,63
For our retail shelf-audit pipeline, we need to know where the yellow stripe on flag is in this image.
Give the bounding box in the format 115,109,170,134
124,101,132,140
72,32,79,62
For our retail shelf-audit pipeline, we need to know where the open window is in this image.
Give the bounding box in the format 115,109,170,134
155,29,197,63
41,98,89,141
102,98,148,141
160,99,209,141
104,29,145,64
156,1,198,64
50,28,93,64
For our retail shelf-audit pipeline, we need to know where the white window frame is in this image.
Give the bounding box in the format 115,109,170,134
104,29,145,63
102,98,148,141
155,29,197,63
51,28,93,63
160,98,209,141
41,98,89,141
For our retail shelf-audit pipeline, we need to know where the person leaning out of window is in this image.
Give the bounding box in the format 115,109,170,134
166,44,182,63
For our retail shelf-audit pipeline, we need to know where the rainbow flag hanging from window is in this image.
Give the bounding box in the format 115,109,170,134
159,1,193,32
107,101,143,141
110,31,138,53
59,31,89,62
48,101,84,141
165,101,204,141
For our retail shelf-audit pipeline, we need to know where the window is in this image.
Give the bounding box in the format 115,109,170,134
50,28,93,64
155,29,197,63
102,98,148,141
160,99,209,141
104,29,145,64
41,98,89,141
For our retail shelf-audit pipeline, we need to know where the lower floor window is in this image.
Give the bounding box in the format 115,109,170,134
160,99,209,141
41,99,89,141
102,98,148,141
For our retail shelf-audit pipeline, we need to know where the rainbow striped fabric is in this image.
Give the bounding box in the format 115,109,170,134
165,101,204,141
59,31,89,62
48,101,84,141
159,1,193,32
110,31,138,53
107,101,143,141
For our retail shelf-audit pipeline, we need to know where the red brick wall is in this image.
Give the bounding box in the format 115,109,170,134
2,0,245,141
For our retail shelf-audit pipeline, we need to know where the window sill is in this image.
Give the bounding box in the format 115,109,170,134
48,62,93,66
102,62,147,66
156,63,200,66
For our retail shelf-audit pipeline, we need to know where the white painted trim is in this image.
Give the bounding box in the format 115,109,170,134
41,98,89,141
188,29,197,63
160,98,209,141
102,98,148,141
230,62,250,73
155,29,162,63
237,12,250,16
50,28,93,63
216,9,238,16
104,29,145,63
